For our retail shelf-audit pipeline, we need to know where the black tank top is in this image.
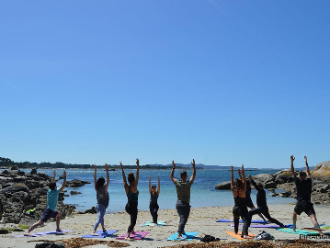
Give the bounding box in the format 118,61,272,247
150,192,158,205
234,189,246,206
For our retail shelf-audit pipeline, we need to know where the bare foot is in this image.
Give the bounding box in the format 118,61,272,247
92,232,100,236
56,229,62,233
243,235,254,239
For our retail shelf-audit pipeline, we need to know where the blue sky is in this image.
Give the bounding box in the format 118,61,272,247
1,0,329,168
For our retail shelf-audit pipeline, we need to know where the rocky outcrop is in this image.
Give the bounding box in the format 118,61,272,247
215,181,231,190
76,206,96,214
65,179,91,187
312,161,330,178
0,169,75,224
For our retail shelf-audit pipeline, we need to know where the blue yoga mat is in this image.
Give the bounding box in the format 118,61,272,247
167,232,198,241
82,230,117,238
217,219,268,224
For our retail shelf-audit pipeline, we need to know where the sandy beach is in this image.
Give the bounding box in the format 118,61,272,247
1,204,330,248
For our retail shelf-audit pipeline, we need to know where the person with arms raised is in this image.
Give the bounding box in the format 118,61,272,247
149,175,160,224
248,174,285,227
291,155,325,236
170,159,196,239
92,163,110,235
25,170,66,236
231,165,253,239
120,159,140,239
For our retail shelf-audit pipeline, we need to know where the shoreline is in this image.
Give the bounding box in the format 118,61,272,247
1,204,330,248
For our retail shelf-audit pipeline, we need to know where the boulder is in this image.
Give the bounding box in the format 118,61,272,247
264,180,277,189
70,191,82,195
320,185,330,193
1,184,29,193
253,173,274,184
30,168,38,174
312,161,330,178
215,181,231,190
77,206,96,214
279,191,292,197
65,179,91,187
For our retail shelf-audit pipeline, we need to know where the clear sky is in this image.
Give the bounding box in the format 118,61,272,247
1,0,329,168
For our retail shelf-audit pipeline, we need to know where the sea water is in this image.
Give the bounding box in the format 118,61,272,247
13,168,295,212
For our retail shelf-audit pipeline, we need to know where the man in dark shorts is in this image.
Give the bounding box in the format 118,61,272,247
25,170,67,236
290,155,325,236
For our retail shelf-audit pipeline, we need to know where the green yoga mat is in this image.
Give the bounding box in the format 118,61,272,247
277,228,330,236
140,221,167,226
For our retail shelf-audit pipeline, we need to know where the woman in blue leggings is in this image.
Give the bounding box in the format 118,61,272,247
92,164,110,235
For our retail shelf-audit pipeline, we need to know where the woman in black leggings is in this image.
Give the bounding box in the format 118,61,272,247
149,175,160,224
120,159,140,239
231,165,252,239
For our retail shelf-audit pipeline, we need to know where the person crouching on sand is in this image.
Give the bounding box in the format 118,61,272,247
120,158,140,240
170,159,196,239
92,164,110,235
25,170,66,236
231,165,253,239
149,175,160,224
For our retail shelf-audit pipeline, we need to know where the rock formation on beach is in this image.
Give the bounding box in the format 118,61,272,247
215,162,330,205
0,168,75,225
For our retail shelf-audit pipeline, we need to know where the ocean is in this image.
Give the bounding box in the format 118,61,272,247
15,168,294,212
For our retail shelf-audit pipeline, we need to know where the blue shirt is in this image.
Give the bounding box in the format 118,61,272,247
47,188,60,211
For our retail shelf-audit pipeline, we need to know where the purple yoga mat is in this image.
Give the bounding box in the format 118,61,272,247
231,224,280,228
116,231,149,240
14,230,72,238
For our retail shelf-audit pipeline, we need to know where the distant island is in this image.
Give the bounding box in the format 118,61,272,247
0,157,279,171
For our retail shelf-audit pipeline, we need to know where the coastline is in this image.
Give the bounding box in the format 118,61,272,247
1,204,330,248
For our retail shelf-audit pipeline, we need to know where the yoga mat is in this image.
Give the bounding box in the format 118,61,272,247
116,231,149,240
14,233,44,238
140,221,167,226
167,232,198,241
226,231,256,240
231,224,293,228
277,228,330,236
303,225,330,231
217,219,268,224
15,230,72,238
45,230,72,235
82,230,117,238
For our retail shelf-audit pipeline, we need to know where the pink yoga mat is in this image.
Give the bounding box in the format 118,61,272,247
116,231,149,240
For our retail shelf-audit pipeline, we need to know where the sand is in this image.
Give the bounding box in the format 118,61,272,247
1,204,330,248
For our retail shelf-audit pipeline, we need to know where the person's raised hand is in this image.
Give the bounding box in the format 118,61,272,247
172,160,176,169
120,162,123,169
291,155,295,162
191,159,195,167
104,163,108,170
304,156,308,163
136,158,139,166
63,171,66,178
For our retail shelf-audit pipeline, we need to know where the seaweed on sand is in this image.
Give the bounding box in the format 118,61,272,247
28,238,130,248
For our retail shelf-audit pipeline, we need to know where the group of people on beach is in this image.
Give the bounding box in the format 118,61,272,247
231,155,326,238
24,156,326,239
